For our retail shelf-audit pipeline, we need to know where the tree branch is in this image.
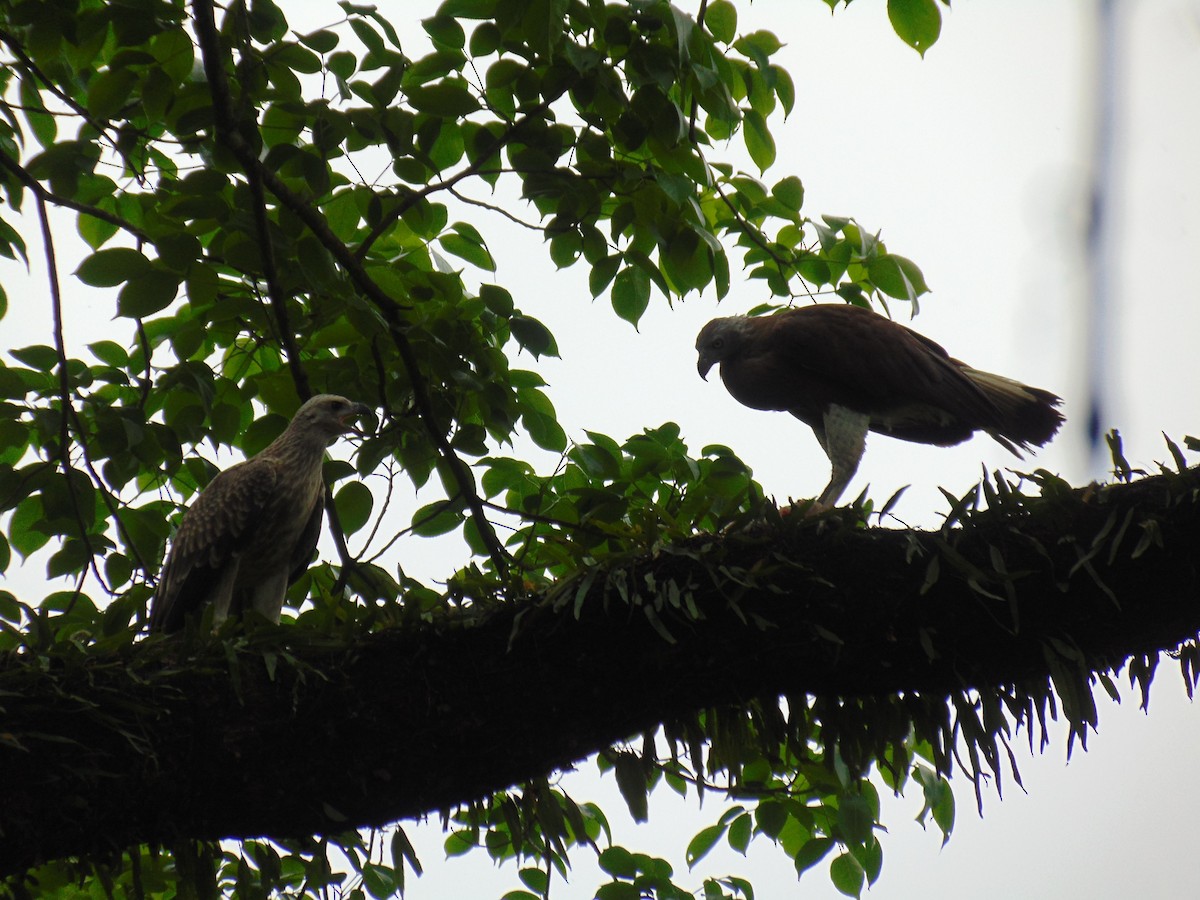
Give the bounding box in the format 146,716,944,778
3,465,1199,874
0,147,150,244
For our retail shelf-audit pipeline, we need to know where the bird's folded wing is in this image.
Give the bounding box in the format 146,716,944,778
768,308,1000,421
287,495,325,586
151,458,280,630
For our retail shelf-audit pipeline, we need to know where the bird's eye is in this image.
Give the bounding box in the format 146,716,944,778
711,338,725,350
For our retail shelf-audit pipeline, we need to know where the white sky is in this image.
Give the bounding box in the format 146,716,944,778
3,0,1200,897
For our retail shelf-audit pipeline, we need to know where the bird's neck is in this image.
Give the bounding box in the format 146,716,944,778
262,423,333,470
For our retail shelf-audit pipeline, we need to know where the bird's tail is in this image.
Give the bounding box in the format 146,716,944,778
962,367,1064,456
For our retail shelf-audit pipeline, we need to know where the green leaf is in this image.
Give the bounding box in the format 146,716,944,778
595,883,640,900
742,109,776,172
88,340,128,367
405,81,480,117
598,846,637,879
865,253,928,301
362,863,399,899
334,481,374,536
589,255,621,298
727,812,752,854
391,826,424,875
611,266,650,326
116,269,181,318
411,501,465,537
86,68,138,121
837,794,874,846
510,315,560,358
847,837,883,886
480,284,515,316
423,15,466,50
10,496,49,558
705,0,737,43
793,836,834,876
733,30,783,64
298,28,340,53
774,65,796,116
9,344,59,370
613,754,648,822
887,0,942,56
522,411,566,452
439,224,495,271
76,247,151,287
444,830,476,857
772,175,804,213
686,824,726,869
829,853,865,898
78,209,119,250
469,22,502,57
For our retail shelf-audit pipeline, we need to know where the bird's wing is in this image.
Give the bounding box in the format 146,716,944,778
287,492,325,585
149,457,281,632
764,307,1001,429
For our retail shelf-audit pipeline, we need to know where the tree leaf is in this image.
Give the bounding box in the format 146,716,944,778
742,108,776,172
686,823,726,869
510,315,560,358
612,754,648,823
76,247,151,287
334,481,374,536
829,853,865,898
405,81,480,117
611,266,650,327
887,0,942,56
793,836,834,876
705,0,737,44
116,269,181,318
411,501,465,537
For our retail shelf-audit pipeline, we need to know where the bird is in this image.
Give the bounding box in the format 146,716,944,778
695,303,1063,511
148,394,371,633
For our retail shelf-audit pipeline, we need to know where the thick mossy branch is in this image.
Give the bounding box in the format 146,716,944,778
2,466,1198,875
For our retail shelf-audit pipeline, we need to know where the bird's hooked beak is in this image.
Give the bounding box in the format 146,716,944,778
340,403,373,436
697,355,715,381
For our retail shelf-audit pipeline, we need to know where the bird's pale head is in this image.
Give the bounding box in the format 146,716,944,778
292,394,372,441
695,316,749,380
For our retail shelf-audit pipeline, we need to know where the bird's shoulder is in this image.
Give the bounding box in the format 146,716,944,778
167,456,283,557
765,305,955,373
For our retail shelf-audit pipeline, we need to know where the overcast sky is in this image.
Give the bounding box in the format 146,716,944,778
3,0,1199,897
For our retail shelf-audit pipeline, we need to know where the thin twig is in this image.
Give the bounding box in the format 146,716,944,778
0,147,149,244
445,185,542,231
688,0,710,143
36,191,109,601
354,105,555,261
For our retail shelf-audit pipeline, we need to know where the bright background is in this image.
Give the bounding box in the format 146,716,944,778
3,0,1199,897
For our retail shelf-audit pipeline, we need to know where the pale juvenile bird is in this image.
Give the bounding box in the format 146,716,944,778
696,304,1063,510
149,394,371,633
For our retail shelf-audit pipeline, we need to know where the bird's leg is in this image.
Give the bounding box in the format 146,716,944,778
248,572,290,624
811,405,870,513
209,563,240,628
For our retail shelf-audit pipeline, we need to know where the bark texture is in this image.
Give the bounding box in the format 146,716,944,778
2,466,1198,875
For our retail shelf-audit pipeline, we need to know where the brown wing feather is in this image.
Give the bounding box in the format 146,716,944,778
730,306,1015,445
287,493,324,585
149,458,280,633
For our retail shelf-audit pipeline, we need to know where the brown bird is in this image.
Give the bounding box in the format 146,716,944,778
696,304,1063,510
149,394,371,633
